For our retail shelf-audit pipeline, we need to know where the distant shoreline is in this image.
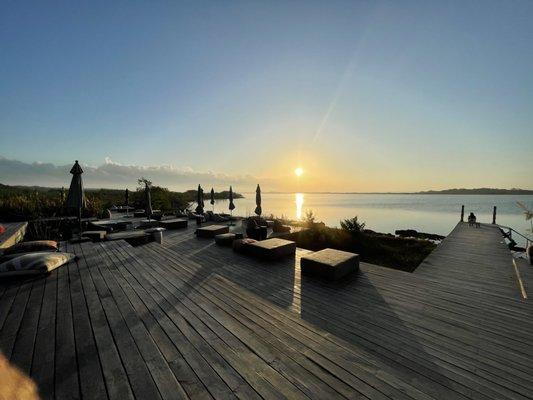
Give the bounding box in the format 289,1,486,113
2,183,532,196
257,189,533,195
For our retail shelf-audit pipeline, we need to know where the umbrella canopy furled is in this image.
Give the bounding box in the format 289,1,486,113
254,184,262,216
195,184,204,214
66,160,86,210
228,186,235,211
145,182,153,219
210,188,215,205
125,188,129,207
65,160,86,238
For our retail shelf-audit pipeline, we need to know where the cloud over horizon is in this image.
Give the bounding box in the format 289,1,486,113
0,156,260,191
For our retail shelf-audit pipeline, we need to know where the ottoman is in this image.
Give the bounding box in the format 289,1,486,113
197,225,230,238
301,248,359,280
81,230,107,242
160,218,188,229
246,238,296,260
215,233,236,246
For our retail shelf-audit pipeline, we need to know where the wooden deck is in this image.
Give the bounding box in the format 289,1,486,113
1,222,532,399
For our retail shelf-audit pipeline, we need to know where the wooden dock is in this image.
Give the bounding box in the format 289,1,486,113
1,221,532,399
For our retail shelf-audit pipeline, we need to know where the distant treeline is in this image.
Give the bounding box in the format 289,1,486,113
416,188,533,195
0,183,243,222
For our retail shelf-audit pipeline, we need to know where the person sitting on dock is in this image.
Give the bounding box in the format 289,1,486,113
467,212,480,227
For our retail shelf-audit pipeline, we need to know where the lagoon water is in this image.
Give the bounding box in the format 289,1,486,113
213,193,533,239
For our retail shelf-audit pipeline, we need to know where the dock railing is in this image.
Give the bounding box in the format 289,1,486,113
498,224,532,249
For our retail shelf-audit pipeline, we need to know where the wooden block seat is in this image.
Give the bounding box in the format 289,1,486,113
246,238,296,260
81,230,107,242
91,219,132,231
138,219,161,228
301,248,359,280
215,233,236,246
196,225,229,238
106,230,152,246
160,218,188,229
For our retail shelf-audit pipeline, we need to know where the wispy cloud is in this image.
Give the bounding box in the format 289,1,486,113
0,156,259,191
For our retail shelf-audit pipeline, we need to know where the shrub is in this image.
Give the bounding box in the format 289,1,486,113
340,216,366,235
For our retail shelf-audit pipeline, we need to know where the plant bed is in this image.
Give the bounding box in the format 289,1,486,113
293,222,436,272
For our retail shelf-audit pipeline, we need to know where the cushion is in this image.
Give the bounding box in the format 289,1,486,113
4,240,58,255
0,224,5,234
0,252,76,278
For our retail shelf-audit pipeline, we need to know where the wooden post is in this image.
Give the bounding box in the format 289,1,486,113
492,206,497,224
460,205,464,222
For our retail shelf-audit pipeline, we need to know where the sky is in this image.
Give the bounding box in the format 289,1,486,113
1,0,532,192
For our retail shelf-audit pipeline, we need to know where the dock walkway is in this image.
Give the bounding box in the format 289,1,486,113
415,222,531,301
1,221,532,399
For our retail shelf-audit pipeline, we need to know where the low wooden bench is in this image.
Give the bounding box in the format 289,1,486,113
106,231,152,246
138,220,161,229
160,218,188,229
301,248,359,280
197,225,229,238
81,230,107,242
246,238,296,260
215,233,236,246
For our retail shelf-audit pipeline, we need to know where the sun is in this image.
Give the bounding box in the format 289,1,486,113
294,167,304,177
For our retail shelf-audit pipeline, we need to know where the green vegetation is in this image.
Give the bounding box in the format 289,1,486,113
0,182,243,222
292,211,436,272
416,188,533,195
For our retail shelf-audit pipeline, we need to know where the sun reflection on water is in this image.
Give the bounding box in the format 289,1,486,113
295,193,304,220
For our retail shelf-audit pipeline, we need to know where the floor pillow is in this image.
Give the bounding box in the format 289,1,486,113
3,240,58,255
0,252,75,278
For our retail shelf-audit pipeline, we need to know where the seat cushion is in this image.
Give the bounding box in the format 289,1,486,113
0,252,76,278
3,240,58,255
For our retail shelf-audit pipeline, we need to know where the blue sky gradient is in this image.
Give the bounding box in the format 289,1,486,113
1,1,532,191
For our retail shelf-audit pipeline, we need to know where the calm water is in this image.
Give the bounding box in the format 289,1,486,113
212,193,533,239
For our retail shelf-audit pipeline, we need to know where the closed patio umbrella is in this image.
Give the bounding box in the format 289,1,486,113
145,182,153,220
125,188,129,216
65,160,86,239
228,186,235,224
195,184,204,214
255,184,262,217
210,188,215,212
